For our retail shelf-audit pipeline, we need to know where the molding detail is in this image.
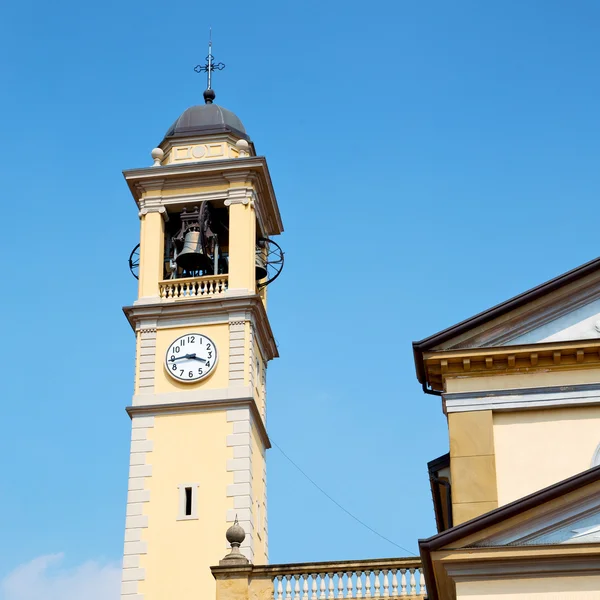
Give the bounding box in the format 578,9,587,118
121,416,154,599
424,339,600,392
127,396,271,450
444,382,600,414
139,206,169,221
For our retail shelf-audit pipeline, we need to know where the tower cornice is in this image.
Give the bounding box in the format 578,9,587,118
123,156,283,237
123,294,279,361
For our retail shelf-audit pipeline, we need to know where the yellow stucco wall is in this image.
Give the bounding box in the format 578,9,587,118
139,410,234,600
456,576,600,599
152,324,231,393
494,406,600,505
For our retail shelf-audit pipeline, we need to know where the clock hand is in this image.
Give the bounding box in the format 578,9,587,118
190,356,207,363
169,353,197,362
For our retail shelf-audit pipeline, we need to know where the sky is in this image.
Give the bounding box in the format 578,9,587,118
1,0,600,596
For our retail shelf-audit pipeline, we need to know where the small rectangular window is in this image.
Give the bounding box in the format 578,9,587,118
185,487,193,516
177,483,199,520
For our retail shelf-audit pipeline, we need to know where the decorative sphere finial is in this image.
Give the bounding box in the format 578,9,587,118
203,88,216,104
235,138,250,158
151,147,164,167
220,518,249,565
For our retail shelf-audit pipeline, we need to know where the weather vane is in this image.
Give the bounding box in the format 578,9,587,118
194,29,225,103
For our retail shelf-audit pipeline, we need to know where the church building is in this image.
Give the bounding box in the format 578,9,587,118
118,46,600,600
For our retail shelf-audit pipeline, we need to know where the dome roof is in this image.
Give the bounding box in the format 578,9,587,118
164,103,248,140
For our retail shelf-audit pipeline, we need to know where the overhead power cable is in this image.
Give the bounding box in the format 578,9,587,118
272,439,418,557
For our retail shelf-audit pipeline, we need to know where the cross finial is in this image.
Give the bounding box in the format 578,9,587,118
194,28,225,104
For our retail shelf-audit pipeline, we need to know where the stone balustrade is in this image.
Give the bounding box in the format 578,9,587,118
212,559,426,600
159,274,228,299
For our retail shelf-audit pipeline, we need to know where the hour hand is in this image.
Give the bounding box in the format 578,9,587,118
191,355,207,363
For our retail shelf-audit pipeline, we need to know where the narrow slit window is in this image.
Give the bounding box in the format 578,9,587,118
185,487,193,516
178,483,198,520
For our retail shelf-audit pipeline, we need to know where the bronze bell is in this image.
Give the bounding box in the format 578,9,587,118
176,230,209,271
255,248,268,281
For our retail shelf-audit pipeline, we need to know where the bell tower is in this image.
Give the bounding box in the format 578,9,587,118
119,48,284,600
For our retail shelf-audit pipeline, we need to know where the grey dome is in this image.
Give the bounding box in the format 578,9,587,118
164,104,248,140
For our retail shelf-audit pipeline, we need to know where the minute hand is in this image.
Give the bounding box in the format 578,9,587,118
170,353,197,362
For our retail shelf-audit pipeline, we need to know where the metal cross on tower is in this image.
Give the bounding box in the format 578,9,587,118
194,29,225,103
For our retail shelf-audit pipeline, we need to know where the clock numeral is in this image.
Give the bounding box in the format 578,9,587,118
180,370,184,376
207,351,213,359
170,355,175,362
198,368,203,375
205,361,210,368
206,343,212,350
174,346,181,353
181,339,185,346
172,364,177,371
188,371,193,378
188,336,195,343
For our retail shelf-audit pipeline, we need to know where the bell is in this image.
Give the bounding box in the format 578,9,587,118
176,230,209,271
255,249,268,281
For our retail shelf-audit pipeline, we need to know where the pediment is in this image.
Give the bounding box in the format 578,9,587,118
429,467,600,553
414,257,600,358
470,492,600,547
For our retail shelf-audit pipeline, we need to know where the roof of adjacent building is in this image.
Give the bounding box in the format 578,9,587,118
419,463,600,600
164,103,249,140
412,256,600,384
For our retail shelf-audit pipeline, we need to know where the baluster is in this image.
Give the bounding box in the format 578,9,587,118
418,569,425,597
165,284,171,298
364,571,371,598
346,572,353,599
328,573,334,600
311,574,318,600
319,573,326,600
355,571,362,599
302,575,309,600
382,570,389,598
294,575,300,600
277,576,283,600
391,570,398,597
400,570,406,597
337,572,344,599
409,569,416,596
286,577,292,600
373,571,380,598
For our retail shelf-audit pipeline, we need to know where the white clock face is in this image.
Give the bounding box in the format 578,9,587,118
165,333,218,382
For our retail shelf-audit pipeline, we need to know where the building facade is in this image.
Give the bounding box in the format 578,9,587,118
119,87,600,600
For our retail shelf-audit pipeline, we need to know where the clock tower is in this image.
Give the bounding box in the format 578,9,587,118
119,69,283,599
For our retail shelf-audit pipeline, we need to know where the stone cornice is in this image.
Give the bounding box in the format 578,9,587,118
126,396,271,450
122,156,283,236
424,339,600,391
123,294,279,360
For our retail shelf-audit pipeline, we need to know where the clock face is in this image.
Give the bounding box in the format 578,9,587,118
165,333,218,382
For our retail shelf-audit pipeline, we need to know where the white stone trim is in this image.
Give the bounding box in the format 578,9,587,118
177,483,200,520
137,327,157,395
229,315,247,387
132,385,253,407
121,416,154,600
444,383,600,414
226,406,254,562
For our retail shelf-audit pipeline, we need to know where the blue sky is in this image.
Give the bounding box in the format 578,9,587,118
2,0,600,596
